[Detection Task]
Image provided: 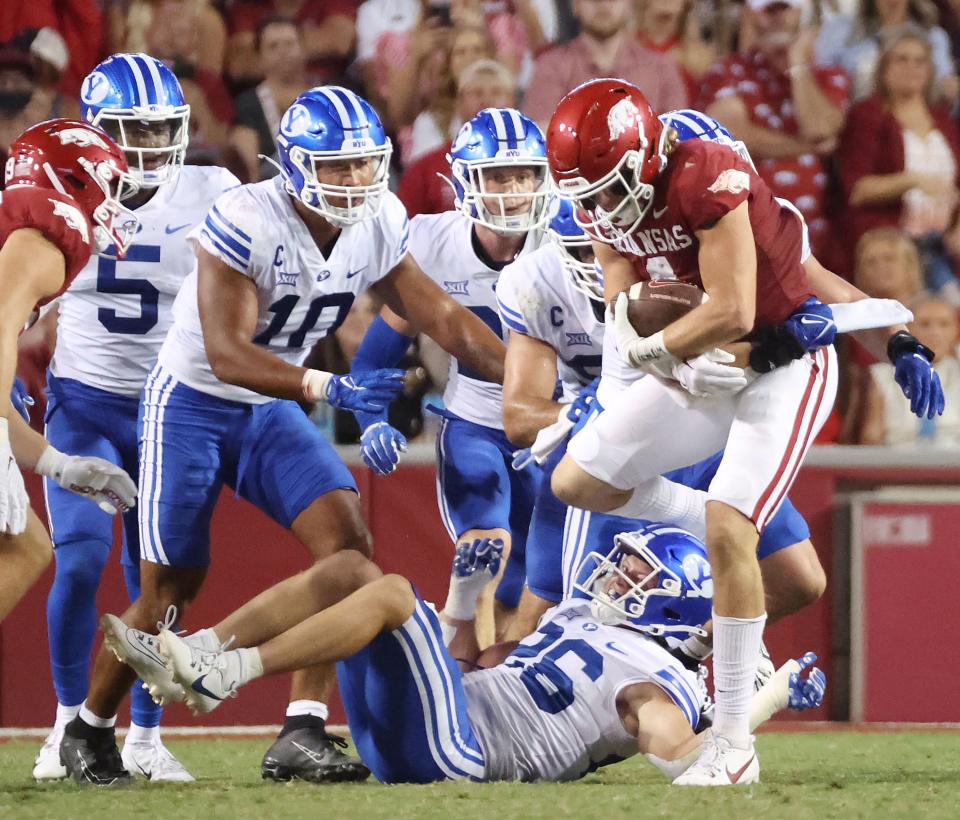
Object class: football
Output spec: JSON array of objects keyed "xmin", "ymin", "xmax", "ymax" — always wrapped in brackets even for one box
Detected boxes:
[{"xmin": 623, "ymin": 280, "xmax": 705, "ymax": 337}]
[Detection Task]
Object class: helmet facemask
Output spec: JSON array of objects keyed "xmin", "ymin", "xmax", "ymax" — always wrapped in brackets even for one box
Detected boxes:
[
  {"xmin": 450, "ymin": 157, "xmax": 551, "ymax": 235},
  {"xmin": 547, "ymin": 223, "xmax": 602, "ymax": 300},
  {"xmin": 79, "ymin": 156, "xmax": 141, "ymax": 257},
  {"xmin": 282, "ymin": 140, "xmax": 392, "ymax": 227},
  {"xmin": 575, "ymin": 531, "xmax": 707, "ymax": 637},
  {"xmin": 89, "ymin": 106, "xmax": 190, "ymax": 189}
]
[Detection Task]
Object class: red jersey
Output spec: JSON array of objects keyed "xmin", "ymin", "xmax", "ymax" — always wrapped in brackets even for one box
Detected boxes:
[
  {"xmin": 0, "ymin": 186, "xmax": 94, "ymax": 303},
  {"xmin": 612, "ymin": 140, "xmax": 813, "ymax": 331}
]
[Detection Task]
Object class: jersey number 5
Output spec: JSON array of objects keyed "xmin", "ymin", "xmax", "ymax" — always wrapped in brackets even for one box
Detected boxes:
[
  {"xmin": 505, "ymin": 621, "xmax": 604, "ymax": 714},
  {"xmin": 97, "ymin": 244, "xmax": 161, "ymax": 335}
]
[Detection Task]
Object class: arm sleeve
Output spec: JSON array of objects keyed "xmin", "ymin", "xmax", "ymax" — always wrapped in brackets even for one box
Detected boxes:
[
  {"xmin": 681, "ymin": 146, "xmax": 753, "ymax": 230},
  {"xmin": 350, "ymin": 314, "xmax": 415, "ymax": 429},
  {"xmin": 191, "ymin": 187, "xmax": 260, "ymax": 276}
]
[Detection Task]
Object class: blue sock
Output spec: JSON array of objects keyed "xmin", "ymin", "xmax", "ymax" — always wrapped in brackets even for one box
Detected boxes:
[
  {"xmin": 46, "ymin": 540, "xmax": 110, "ymax": 706},
  {"xmin": 122, "ymin": 562, "xmax": 163, "ymax": 728}
]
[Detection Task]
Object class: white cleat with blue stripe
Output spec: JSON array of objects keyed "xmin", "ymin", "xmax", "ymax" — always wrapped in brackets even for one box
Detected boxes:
[{"xmin": 101, "ymin": 612, "xmax": 186, "ymax": 706}]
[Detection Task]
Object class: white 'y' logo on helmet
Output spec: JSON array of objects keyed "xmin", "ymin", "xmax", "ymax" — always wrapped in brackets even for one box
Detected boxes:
[
  {"xmin": 281, "ymin": 104, "xmax": 311, "ymax": 138},
  {"xmin": 81, "ymin": 72, "xmax": 111, "ymax": 106}
]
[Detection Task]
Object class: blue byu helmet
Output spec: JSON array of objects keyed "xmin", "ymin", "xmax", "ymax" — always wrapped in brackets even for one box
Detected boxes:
[
  {"xmin": 80, "ymin": 53, "xmax": 190, "ymax": 188},
  {"xmin": 546, "ymin": 197, "xmax": 603, "ymax": 300},
  {"xmin": 275, "ymin": 86, "xmax": 392, "ymax": 226},
  {"xmin": 575, "ymin": 524, "xmax": 713, "ymax": 637},
  {"xmin": 659, "ymin": 108, "xmax": 756, "ymax": 170},
  {"xmin": 448, "ymin": 107, "xmax": 550, "ymax": 234}
]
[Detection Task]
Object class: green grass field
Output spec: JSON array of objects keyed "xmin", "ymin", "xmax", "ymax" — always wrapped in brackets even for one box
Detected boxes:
[{"xmin": 1, "ymin": 731, "xmax": 957, "ymax": 819}]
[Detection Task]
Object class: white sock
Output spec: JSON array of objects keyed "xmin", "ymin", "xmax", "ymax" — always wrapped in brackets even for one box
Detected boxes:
[
  {"xmin": 126, "ymin": 723, "xmax": 159, "ymax": 745},
  {"xmin": 749, "ymin": 657, "xmax": 801, "ymax": 730},
  {"xmin": 285, "ymin": 698, "xmax": 327, "ymax": 721},
  {"xmin": 443, "ymin": 572, "xmax": 489, "ymax": 621},
  {"xmin": 79, "ymin": 702, "xmax": 116, "ymax": 730},
  {"xmin": 186, "ymin": 627, "xmax": 222, "ymax": 651},
  {"xmin": 644, "ymin": 745, "xmax": 704, "ymax": 780},
  {"xmin": 234, "ymin": 648, "xmax": 264, "ymax": 687},
  {"xmin": 56, "ymin": 702, "xmax": 80, "ymax": 727},
  {"xmin": 609, "ymin": 478, "xmax": 707, "ymax": 540},
  {"xmin": 711, "ymin": 611, "xmax": 766, "ymax": 749}
]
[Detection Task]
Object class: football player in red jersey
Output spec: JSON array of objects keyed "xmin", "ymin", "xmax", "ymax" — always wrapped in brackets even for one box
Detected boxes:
[
  {"xmin": 0, "ymin": 119, "xmax": 139, "ymax": 621},
  {"xmin": 545, "ymin": 79, "xmax": 943, "ymax": 785}
]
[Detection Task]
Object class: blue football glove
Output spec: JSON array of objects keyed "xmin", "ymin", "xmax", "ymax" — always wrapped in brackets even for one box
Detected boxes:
[
  {"xmin": 888, "ymin": 331, "xmax": 945, "ymax": 419},
  {"xmin": 787, "ymin": 651, "xmax": 827, "ymax": 710},
  {"xmin": 360, "ymin": 421, "xmax": 408, "ymax": 475},
  {"xmin": 565, "ymin": 377, "xmax": 600, "ymax": 424},
  {"xmin": 325, "ymin": 369, "xmax": 406, "ymax": 414},
  {"xmin": 10, "ymin": 377, "xmax": 34, "ymax": 423},
  {"xmin": 452, "ymin": 537, "xmax": 504, "ymax": 580},
  {"xmin": 784, "ymin": 297, "xmax": 837, "ymax": 351}
]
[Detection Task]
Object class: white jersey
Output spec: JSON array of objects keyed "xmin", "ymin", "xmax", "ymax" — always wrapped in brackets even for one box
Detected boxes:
[
  {"xmin": 50, "ymin": 165, "xmax": 239, "ymax": 396},
  {"xmin": 159, "ymin": 177, "xmax": 409, "ymax": 404},
  {"xmin": 408, "ymin": 211, "xmax": 544, "ymax": 428},
  {"xmin": 463, "ymin": 599, "xmax": 703, "ymax": 782},
  {"xmin": 496, "ymin": 245, "xmax": 603, "ymax": 402}
]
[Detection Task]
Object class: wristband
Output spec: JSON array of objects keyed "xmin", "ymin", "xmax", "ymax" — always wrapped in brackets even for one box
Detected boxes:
[
  {"xmin": 627, "ymin": 330, "xmax": 669, "ymax": 366},
  {"xmin": 887, "ymin": 331, "xmax": 934, "ymax": 364},
  {"xmin": 35, "ymin": 444, "xmax": 66, "ymax": 479},
  {"xmin": 301, "ymin": 369, "xmax": 333, "ymax": 402}
]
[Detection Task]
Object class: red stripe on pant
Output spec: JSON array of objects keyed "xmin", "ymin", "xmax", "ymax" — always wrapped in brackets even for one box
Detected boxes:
[
  {"xmin": 758, "ymin": 349, "xmax": 830, "ymax": 529},
  {"xmin": 750, "ymin": 349, "xmax": 826, "ymax": 527}
]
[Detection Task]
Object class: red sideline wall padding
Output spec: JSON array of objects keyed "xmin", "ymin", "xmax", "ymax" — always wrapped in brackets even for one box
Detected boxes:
[{"xmin": 3, "ymin": 465, "xmax": 832, "ymax": 727}]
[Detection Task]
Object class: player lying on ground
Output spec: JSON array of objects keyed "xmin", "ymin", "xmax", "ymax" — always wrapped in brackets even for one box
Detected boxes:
[
  {"xmin": 103, "ymin": 526, "xmax": 824, "ymax": 784},
  {"xmin": 0, "ymin": 119, "xmax": 140, "ymax": 623}
]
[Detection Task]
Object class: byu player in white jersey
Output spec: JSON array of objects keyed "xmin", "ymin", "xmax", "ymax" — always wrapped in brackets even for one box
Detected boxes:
[
  {"xmin": 107, "ymin": 524, "xmax": 826, "ymax": 784},
  {"xmin": 350, "ymin": 108, "xmax": 551, "ymax": 642},
  {"xmin": 35, "ymin": 54, "xmax": 238, "ymax": 784},
  {"xmin": 80, "ymin": 86, "xmax": 506, "ymax": 787}
]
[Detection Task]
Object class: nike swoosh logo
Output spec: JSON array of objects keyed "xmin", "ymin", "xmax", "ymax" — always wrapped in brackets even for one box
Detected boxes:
[
  {"xmin": 189, "ymin": 676, "xmax": 223, "ymax": 701},
  {"xmin": 727, "ymin": 752, "xmax": 756, "ymax": 783},
  {"xmin": 346, "ymin": 267, "xmax": 366, "ymax": 279},
  {"xmin": 653, "ymin": 206, "xmax": 668, "ymax": 218},
  {"xmin": 291, "ymin": 740, "xmax": 327, "ymax": 764},
  {"xmin": 165, "ymin": 223, "xmax": 191, "ymax": 235},
  {"xmin": 799, "ymin": 317, "xmax": 824, "ymax": 325},
  {"xmin": 605, "ymin": 641, "xmax": 628, "ymax": 656}
]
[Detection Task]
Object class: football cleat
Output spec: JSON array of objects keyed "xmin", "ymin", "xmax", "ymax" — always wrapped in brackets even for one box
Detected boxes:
[
  {"xmin": 59, "ymin": 720, "xmax": 131, "ymax": 787},
  {"xmin": 121, "ymin": 737, "xmax": 195, "ymax": 782},
  {"xmin": 101, "ymin": 610, "xmax": 186, "ymax": 706},
  {"xmin": 33, "ymin": 724, "xmax": 68, "ymax": 780},
  {"xmin": 673, "ymin": 733, "xmax": 759, "ymax": 787},
  {"xmin": 158, "ymin": 629, "xmax": 243, "ymax": 715},
  {"xmin": 261, "ymin": 727, "xmax": 371, "ymax": 783}
]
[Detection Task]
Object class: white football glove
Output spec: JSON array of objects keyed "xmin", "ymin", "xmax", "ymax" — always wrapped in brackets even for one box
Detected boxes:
[
  {"xmin": 0, "ymin": 418, "xmax": 29, "ymax": 534},
  {"xmin": 672, "ymin": 349, "xmax": 748, "ymax": 398},
  {"xmin": 35, "ymin": 446, "xmax": 137, "ymax": 515},
  {"xmin": 611, "ymin": 292, "xmax": 677, "ymax": 378}
]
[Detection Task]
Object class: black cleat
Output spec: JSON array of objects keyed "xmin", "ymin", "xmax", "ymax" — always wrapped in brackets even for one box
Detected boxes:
[
  {"xmin": 59, "ymin": 718, "xmax": 132, "ymax": 787},
  {"xmin": 261, "ymin": 726, "xmax": 371, "ymax": 783}
]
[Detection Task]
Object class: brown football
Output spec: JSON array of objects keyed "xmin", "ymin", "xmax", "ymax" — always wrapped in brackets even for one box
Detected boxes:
[{"xmin": 624, "ymin": 280, "xmax": 705, "ymax": 337}]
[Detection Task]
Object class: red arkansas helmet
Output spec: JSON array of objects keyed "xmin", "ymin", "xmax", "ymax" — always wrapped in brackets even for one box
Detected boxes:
[
  {"xmin": 547, "ymin": 78, "xmax": 668, "ymax": 242},
  {"xmin": 4, "ymin": 119, "xmax": 140, "ymax": 257}
]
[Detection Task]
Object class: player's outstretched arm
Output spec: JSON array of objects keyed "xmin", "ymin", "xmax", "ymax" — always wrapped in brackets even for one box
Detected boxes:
[
  {"xmin": 371, "ymin": 254, "xmax": 506, "ymax": 384},
  {"xmin": 198, "ymin": 250, "xmax": 404, "ymax": 410}
]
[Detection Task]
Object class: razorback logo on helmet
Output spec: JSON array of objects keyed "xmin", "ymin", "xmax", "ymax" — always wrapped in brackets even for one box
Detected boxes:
[
  {"xmin": 607, "ymin": 98, "xmax": 640, "ymax": 142},
  {"xmin": 49, "ymin": 197, "xmax": 90, "ymax": 243},
  {"xmin": 55, "ymin": 127, "xmax": 110, "ymax": 151},
  {"xmin": 707, "ymin": 169, "xmax": 750, "ymax": 196}
]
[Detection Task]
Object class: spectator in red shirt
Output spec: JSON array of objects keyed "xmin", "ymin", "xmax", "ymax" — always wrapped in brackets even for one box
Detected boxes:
[
  {"xmin": 226, "ymin": 0, "xmax": 357, "ymax": 87},
  {"xmin": 837, "ymin": 30, "xmax": 960, "ymax": 300},
  {"xmin": 700, "ymin": 0, "xmax": 850, "ymax": 258},
  {"xmin": 523, "ymin": 0, "xmax": 689, "ymax": 128},
  {"xmin": 398, "ymin": 58, "xmax": 517, "ymax": 217}
]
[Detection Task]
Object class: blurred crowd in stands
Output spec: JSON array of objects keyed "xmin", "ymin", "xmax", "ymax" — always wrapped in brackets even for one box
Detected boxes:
[{"xmin": 4, "ymin": 0, "xmax": 960, "ymax": 448}]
